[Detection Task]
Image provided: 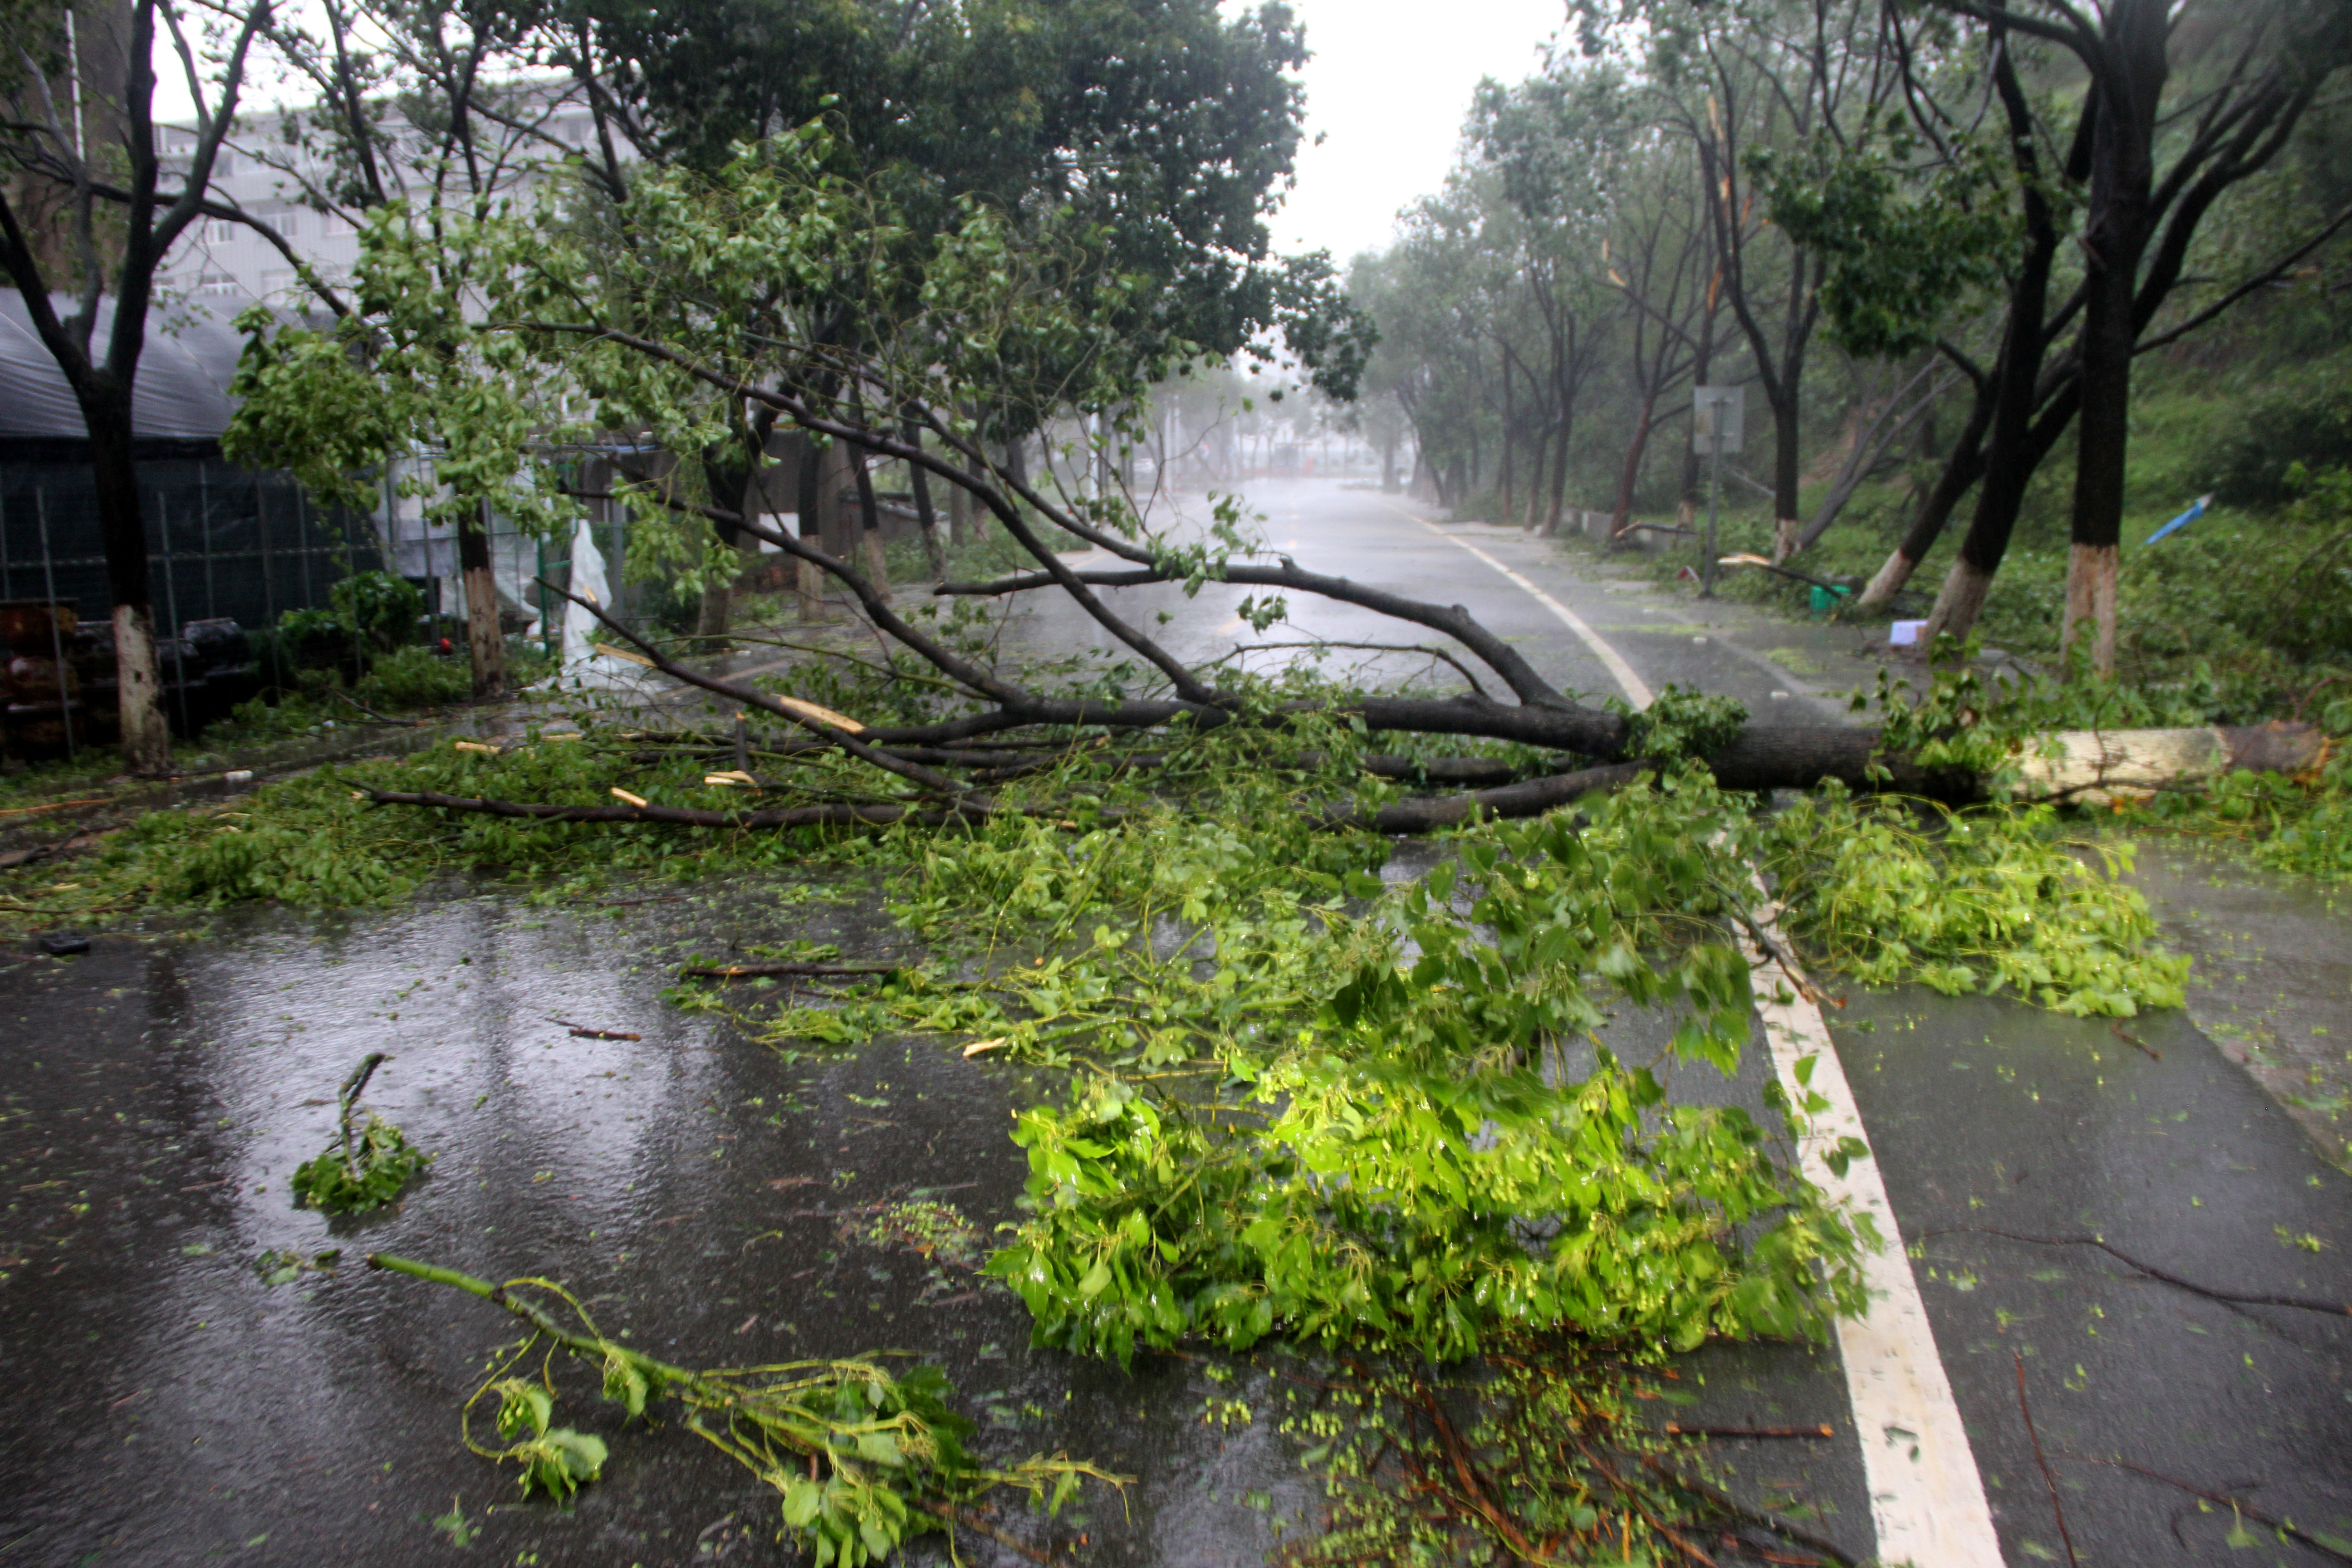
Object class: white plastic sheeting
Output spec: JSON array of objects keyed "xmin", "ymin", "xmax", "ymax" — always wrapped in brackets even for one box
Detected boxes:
[{"xmin": 544, "ymin": 515, "xmax": 640, "ymax": 691}]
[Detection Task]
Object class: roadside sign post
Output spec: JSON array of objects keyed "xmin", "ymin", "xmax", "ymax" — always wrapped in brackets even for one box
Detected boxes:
[{"xmin": 1692, "ymin": 385, "xmax": 1744, "ymax": 599}]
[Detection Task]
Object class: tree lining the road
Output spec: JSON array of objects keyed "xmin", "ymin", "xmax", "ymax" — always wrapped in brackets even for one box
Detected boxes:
[
  {"xmin": 1357, "ymin": 0, "xmax": 2352, "ymax": 682},
  {"xmin": 36, "ymin": 116, "xmax": 2311, "ymax": 1560},
  {"xmin": 223, "ymin": 116, "xmax": 2330, "ymax": 825}
]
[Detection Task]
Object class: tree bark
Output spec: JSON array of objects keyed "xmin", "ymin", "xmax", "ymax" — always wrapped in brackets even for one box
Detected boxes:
[
  {"xmin": 903, "ymin": 407, "xmax": 946, "ymax": 580},
  {"xmin": 2061, "ymin": 542, "xmax": 2119, "ymax": 676},
  {"xmin": 2063, "ymin": 5, "xmax": 2166, "ymax": 679},
  {"xmin": 1612, "ymin": 389, "xmax": 1660, "ymax": 540},
  {"xmin": 83, "ymin": 388, "xmax": 170, "ymax": 770},
  {"xmin": 458, "ymin": 498, "xmax": 506, "ymax": 700},
  {"xmin": 1855, "ymin": 380, "xmax": 1993, "ymax": 610},
  {"xmin": 1916, "ymin": 35, "xmax": 2078, "ymax": 648},
  {"xmin": 795, "ymin": 433, "xmax": 827, "ymax": 621},
  {"xmin": 851, "ymin": 442, "xmax": 889, "ymax": 601},
  {"xmin": 694, "ymin": 449, "xmax": 750, "ymax": 644}
]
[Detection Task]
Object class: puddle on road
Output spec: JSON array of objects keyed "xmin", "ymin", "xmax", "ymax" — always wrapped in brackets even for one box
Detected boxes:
[
  {"xmin": 1, "ymin": 854, "xmax": 1881, "ymax": 1567},
  {"xmin": 2124, "ymin": 838, "xmax": 2352, "ymax": 1170},
  {"xmin": 0, "ymin": 887, "xmax": 1310, "ymax": 1567}
]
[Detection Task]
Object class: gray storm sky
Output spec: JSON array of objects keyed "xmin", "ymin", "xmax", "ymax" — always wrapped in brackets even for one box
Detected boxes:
[
  {"xmin": 1269, "ymin": 0, "xmax": 1568, "ymax": 264},
  {"xmin": 155, "ymin": 0, "xmax": 1571, "ymax": 269}
]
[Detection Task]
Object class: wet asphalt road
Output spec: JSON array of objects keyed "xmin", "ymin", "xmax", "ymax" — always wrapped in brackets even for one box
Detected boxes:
[
  {"xmin": 4, "ymin": 477, "xmax": 2348, "ymax": 1566},
  {"xmin": 0, "ymin": 892, "xmax": 1306, "ymax": 1567}
]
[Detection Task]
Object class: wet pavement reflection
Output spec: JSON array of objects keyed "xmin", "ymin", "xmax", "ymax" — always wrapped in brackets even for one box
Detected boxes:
[{"xmin": 0, "ymin": 890, "xmax": 1310, "ymax": 1567}]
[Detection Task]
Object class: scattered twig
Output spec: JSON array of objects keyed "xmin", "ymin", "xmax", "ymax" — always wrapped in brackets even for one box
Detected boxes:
[
  {"xmin": 337, "ymin": 1053, "xmax": 388, "ymax": 1179},
  {"xmin": 1636, "ymin": 1456, "xmax": 1857, "ymax": 1568},
  {"xmin": 1414, "ymin": 1385, "xmax": 1564, "ymax": 1565},
  {"xmin": 1923, "ymin": 1226, "xmax": 2351, "ymax": 1316},
  {"xmin": 2054, "ymin": 1451, "xmax": 2352, "ymax": 1564},
  {"xmin": 1711, "ymin": 876, "xmax": 1835, "ymax": 1008},
  {"xmin": 914, "ymin": 1501, "xmax": 1053, "ymax": 1565},
  {"xmin": 549, "ymin": 1017, "xmax": 642, "ymax": 1042},
  {"xmin": 0, "ymin": 897, "xmax": 137, "ymax": 916},
  {"xmin": 1577, "ymin": 1440, "xmax": 1719, "ymax": 1568},
  {"xmin": 1664, "ymin": 1424, "xmax": 1834, "ymax": 1440},
  {"xmin": 0, "ymin": 796, "xmax": 116, "ymax": 819},
  {"xmin": 1207, "ymin": 638, "xmax": 1494, "ymax": 701},
  {"xmin": 330, "ymin": 688, "xmax": 431, "ymax": 726},
  {"xmin": 2015, "ymin": 1352, "xmax": 2080, "ymax": 1568},
  {"xmin": 680, "ymin": 960, "xmax": 901, "ymax": 980},
  {"xmin": 2109, "ymin": 1022, "xmax": 2161, "ymax": 1061},
  {"xmin": 362, "ymin": 788, "xmax": 1109, "ymax": 832}
]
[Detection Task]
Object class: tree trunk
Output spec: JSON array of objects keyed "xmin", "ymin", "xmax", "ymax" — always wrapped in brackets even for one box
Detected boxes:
[
  {"xmin": 1854, "ymin": 384, "xmax": 1993, "ymax": 610},
  {"xmin": 1498, "ymin": 369, "xmax": 1517, "ymax": 525},
  {"xmin": 695, "ymin": 462, "xmax": 744, "ymax": 644},
  {"xmin": 1769, "ymin": 390, "xmax": 1803, "ymax": 564},
  {"xmin": 84, "ymin": 392, "xmax": 168, "ymax": 771},
  {"xmin": 902, "ymin": 408, "xmax": 946, "ymax": 580},
  {"xmin": 852, "ymin": 443, "xmax": 889, "ymax": 602},
  {"xmin": 2062, "ymin": 543, "xmax": 2120, "ymax": 676},
  {"xmin": 1523, "ymin": 427, "xmax": 1547, "ymax": 531},
  {"xmin": 1545, "ymin": 410, "xmax": 1573, "ymax": 535},
  {"xmin": 946, "ymin": 458, "xmax": 970, "ymax": 546},
  {"xmin": 1676, "ymin": 313, "xmax": 1716, "ymax": 534},
  {"xmin": 1611, "ymin": 389, "xmax": 1660, "ymax": 539},
  {"xmin": 2061, "ymin": 0, "xmax": 2166, "ymax": 680},
  {"xmin": 458, "ymin": 497, "xmax": 506, "ymax": 700},
  {"xmin": 795, "ymin": 434, "xmax": 826, "ymax": 622}
]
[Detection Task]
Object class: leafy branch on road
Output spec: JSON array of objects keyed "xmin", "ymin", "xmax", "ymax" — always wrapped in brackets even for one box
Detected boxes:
[{"xmin": 371, "ymin": 1253, "xmax": 1124, "ymax": 1567}]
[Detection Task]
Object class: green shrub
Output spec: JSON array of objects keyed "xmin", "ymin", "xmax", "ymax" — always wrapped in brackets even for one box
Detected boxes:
[
  {"xmin": 2204, "ymin": 360, "xmax": 2352, "ymax": 506},
  {"xmin": 276, "ymin": 605, "xmax": 356, "ymax": 670},
  {"xmin": 357, "ymin": 645, "xmax": 470, "ymax": 708},
  {"xmin": 330, "ymin": 570, "xmax": 426, "ymax": 650}
]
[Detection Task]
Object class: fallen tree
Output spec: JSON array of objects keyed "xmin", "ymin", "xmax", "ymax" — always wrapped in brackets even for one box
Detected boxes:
[{"xmin": 224, "ymin": 127, "xmax": 2326, "ymax": 834}]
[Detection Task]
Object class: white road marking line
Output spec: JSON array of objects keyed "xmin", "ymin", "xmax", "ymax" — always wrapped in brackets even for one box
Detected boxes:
[
  {"xmin": 1386, "ymin": 487, "xmax": 1998, "ymax": 1563},
  {"xmin": 1737, "ymin": 902, "xmax": 2004, "ymax": 1568},
  {"xmin": 1376, "ymin": 503, "xmax": 1653, "ymax": 707}
]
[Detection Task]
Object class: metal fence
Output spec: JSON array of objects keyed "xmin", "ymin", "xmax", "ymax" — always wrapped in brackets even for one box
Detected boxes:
[{"xmin": 0, "ymin": 451, "xmax": 382, "ymax": 634}]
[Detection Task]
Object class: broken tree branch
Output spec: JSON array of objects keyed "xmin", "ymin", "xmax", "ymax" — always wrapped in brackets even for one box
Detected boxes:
[
  {"xmin": 1923, "ymin": 1226, "xmax": 2351, "ymax": 1316},
  {"xmin": 680, "ymin": 961, "xmax": 901, "ymax": 980},
  {"xmin": 2053, "ymin": 1451, "xmax": 2352, "ymax": 1564},
  {"xmin": 2015, "ymin": 1351, "xmax": 2082, "ymax": 1568}
]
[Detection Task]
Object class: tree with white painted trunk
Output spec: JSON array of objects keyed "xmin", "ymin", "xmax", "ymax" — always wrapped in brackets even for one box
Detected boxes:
[
  {"xmin": 1599, "ymin": 0, "xmax": 1898, "ymax": 564},
  {"xmin": 225, "ymin": 128, "xmax": 2330, "ymax": 836},
  {"xmin": 1783, "ymin": 0, "xmax": 2352, "ymax": 659},
  {"xmin": 0, "ymin": 0, "xmax": 279, "ymax": 771}
]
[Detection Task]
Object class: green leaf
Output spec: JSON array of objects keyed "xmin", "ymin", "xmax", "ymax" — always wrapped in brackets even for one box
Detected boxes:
[
  {"xmin": 781, "ymin": 1476, "xmax": 824, "ymax": 1528},
  {"xmin": 511, "ymin": 1428, "xmax": 607, "ymax": 1501},
  {"xmin": 494, "ymin": 1380, "xmax": 553, "ymax": 1441}
]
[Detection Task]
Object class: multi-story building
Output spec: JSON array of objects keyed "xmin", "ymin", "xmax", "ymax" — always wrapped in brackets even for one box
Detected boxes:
[{"xmin": 152, "ymin": 88, "xmax": 605, "ymax": 306}]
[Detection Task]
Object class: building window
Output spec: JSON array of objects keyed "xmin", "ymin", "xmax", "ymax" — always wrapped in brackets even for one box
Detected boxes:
[
  {"xmin": 196, "ymin": 271, "xmax": 238, "ymax": 297},
  {"xmin": 200, "ymin": 217, "xmax": 239, "ymax": 245}
]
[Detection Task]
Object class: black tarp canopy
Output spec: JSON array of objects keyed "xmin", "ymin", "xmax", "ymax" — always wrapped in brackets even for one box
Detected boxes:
[
  {"xmin": 0, "ymin": 291, "xmax": 275, "ymax": 450},
  {"xmin": 0, "ymin": 291, "xmax": 378, "ymax": 634}
]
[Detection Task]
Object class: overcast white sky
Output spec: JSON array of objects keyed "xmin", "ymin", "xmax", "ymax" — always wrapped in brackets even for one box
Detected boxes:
[
  {"xmin": 1269, "ymin": 0, "xmax": 1568, "ymax": 265},
  {"xmin": 156, "ymin": 0, "xmax": 1570, "ymax": 266}
]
